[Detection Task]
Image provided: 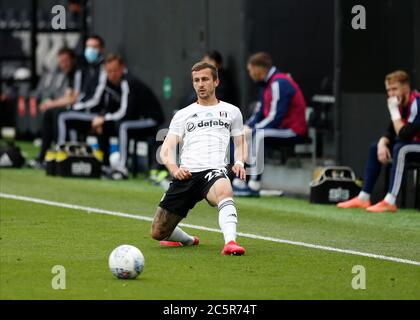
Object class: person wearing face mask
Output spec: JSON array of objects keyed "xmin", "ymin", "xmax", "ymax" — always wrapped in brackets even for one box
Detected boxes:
[
  {"xmin": 338, "ymin": 71, "xmax": 420, "ymax": 213},
  {"xmin": 78, "ymin": 35, "xmax": 107, "ymax": 103},
  {"xmin": 29, "ymin": 36, "xmax": 107, "ymax": 168},
  {"xmin": 51, "ymin": 35, "xmax": 107, "ymax": 143},
  {"xmin": 232, "ymin": 52, "xmax": 307, "ymax": 197},
  {"xmin": 57, "ymin": 54, "xmax": 164, "ymax": 179}
]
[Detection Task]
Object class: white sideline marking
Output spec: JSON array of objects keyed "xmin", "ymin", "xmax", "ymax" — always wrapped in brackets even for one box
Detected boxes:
[{"xmin": 1, "ymin": 192, "xmax": 420, "ymax": 267}]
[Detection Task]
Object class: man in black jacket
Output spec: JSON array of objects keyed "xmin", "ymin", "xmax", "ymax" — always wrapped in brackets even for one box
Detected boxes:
[
  {"xmin": 58, "ymin": 54, "xmax": 164, "ymax": 179},
  {"xmin": 32, "ymin": 35, "xmax": 106, "ymax": 167},
  {"xmin": 77, "ymin": 35, "xmax": 107, "ymax": 104}
]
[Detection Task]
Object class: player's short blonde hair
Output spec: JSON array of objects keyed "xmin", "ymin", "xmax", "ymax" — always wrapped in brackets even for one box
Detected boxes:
[
  {"xmin": 385, "ymin": 70, "xmax": 410, "ymax": 85},
  {"xmin": 191, "ymin": 62, "xmax": 218, "ymax": 80}
]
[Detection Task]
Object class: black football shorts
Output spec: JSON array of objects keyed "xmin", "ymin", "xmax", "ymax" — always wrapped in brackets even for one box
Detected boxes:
[{"xmin": 159, "ymin": 165, "xmax": 235, "ymax": 218}]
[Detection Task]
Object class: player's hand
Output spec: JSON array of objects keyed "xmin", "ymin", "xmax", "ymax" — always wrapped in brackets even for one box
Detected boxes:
[
  {"xmin": 172, "ymin": 168, "xmax": 192, "ymax": 180},
  {"xmin": 377, "ymin": 143, "xmax": 391, "ymax": 165},
  {"xmin": 387, "ymin": 96, "xmax": 401, "ymax": 121},
  {"xmin": 232, "ymin": 161, "xmax": 246, "ymax": 181}
]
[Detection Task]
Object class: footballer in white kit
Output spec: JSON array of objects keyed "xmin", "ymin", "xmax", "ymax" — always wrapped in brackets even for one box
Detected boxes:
[
  {"xmin": 169, "ymin": 101, "xmax": 244, "ymax": 173},
  {"xmin": 151, "ymin": 61, "xmax": 247, "ymax": 256},
  {"xmin": 159, "ymin": 101, "xmax": 244, "ymax": 216}
]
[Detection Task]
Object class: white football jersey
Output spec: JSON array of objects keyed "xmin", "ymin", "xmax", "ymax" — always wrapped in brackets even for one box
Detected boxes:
[{"xmin": 168, "ymin": 101, "xmax": 244, "ymax": 172}]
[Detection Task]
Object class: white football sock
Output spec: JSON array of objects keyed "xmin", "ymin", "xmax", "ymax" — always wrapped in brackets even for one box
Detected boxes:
[
  {"xmin": 358, "ymin": 191, "xmax": 371, "ymax": 201},
  {"xmin": 218, "ymin": 198, "xmax": 237, "ymax": 244},
  {"xmin": 384, "ymin": 193, "xmax": 397, "ymax": 206},
  {"xmin": 164, "ymin": 227, "xmax": 194, "ymax": 245}
]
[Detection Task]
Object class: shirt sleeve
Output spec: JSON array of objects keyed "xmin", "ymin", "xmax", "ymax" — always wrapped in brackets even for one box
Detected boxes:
[
  {"xmin": 255, "ymin": 79, "xmax": 296, "ymax": 129},
  {"xmin": 168, "ymin": 111, "xmax": 185, "ymax": 137},
  {"xmin": 104, "ymin": 80, "xmax": 130, "ymax": 121},
  {"xmin": 398, "ymin": 122, "xmax": 420, "ymax": 142},
  {"xmin": 231, "ymin": 108, "xmax": 245, "ymax": 137},
  {"xmin": 398, "ymin": 97, "xmax": 420, "ymax": 141},
  {"xmin": 382, "ymin": 121, "xmax": 396, "ymax": 141},
  {"xmin": 72, "ymin": 69, "xmax": 107, "ymax": 111},
  {"xmin": 246, "ymin": 100, "xmax": 264, "ymax": 128}
]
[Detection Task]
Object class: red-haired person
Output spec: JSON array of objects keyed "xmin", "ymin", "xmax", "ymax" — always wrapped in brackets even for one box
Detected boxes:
[{"xmin": 338, "ymin": 70, "xmax": 420, "ymax": 213}]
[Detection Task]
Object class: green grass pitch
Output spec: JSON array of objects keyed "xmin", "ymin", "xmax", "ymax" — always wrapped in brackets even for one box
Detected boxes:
[{"xmin": 1, "ymin": 156, "xmax": 420, "ymax": 299}]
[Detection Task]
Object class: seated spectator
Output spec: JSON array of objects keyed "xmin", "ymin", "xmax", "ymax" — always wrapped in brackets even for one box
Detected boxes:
[
  {"xmin": 38, "ymin": 48, "xmax": 81, "ymax": 111},
  {"xmin": 78, "ymin": 34, "xmax": 107, "ymax": 102},
  {"xmin": 31, "ymin": 35, "xmax": 107, "ymax": 168},
  {"xmin": 30, "ymin": 47, "xmax": 82, "ymax": 167},
  {"xmin": 58, "ymin": 54, "xmax": 165, "ymax": 179},
  {"xmin": 338, "ymin": 70, "xmax": 420, "ymax": 213},
  {"xmin": 232, "ymin": 52, "xmax": 307, "ymax": 196}
]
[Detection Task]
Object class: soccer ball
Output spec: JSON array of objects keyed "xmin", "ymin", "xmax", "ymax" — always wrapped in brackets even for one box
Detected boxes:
[{"xmin": 108, "ymin": 245, "xmax": 145, "ymax": 279}]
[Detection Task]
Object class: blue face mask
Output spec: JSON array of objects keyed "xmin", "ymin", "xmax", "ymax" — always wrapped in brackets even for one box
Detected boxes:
[{"xmin": 84, "ymin": 47, "xmax": 99, "ymax": 63}]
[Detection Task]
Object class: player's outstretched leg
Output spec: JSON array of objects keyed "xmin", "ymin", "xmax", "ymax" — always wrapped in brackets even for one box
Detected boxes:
[
  {"xmin": 151, "ymin": 207, "xmax": 199, "ymax": 247},
  {"xmin": 218, "ymin": 198, "xmax": 245, "ymax": 256},
  {"xmin": 207, "ymin": 179, "xmax": 246, "ymax": 256}
]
